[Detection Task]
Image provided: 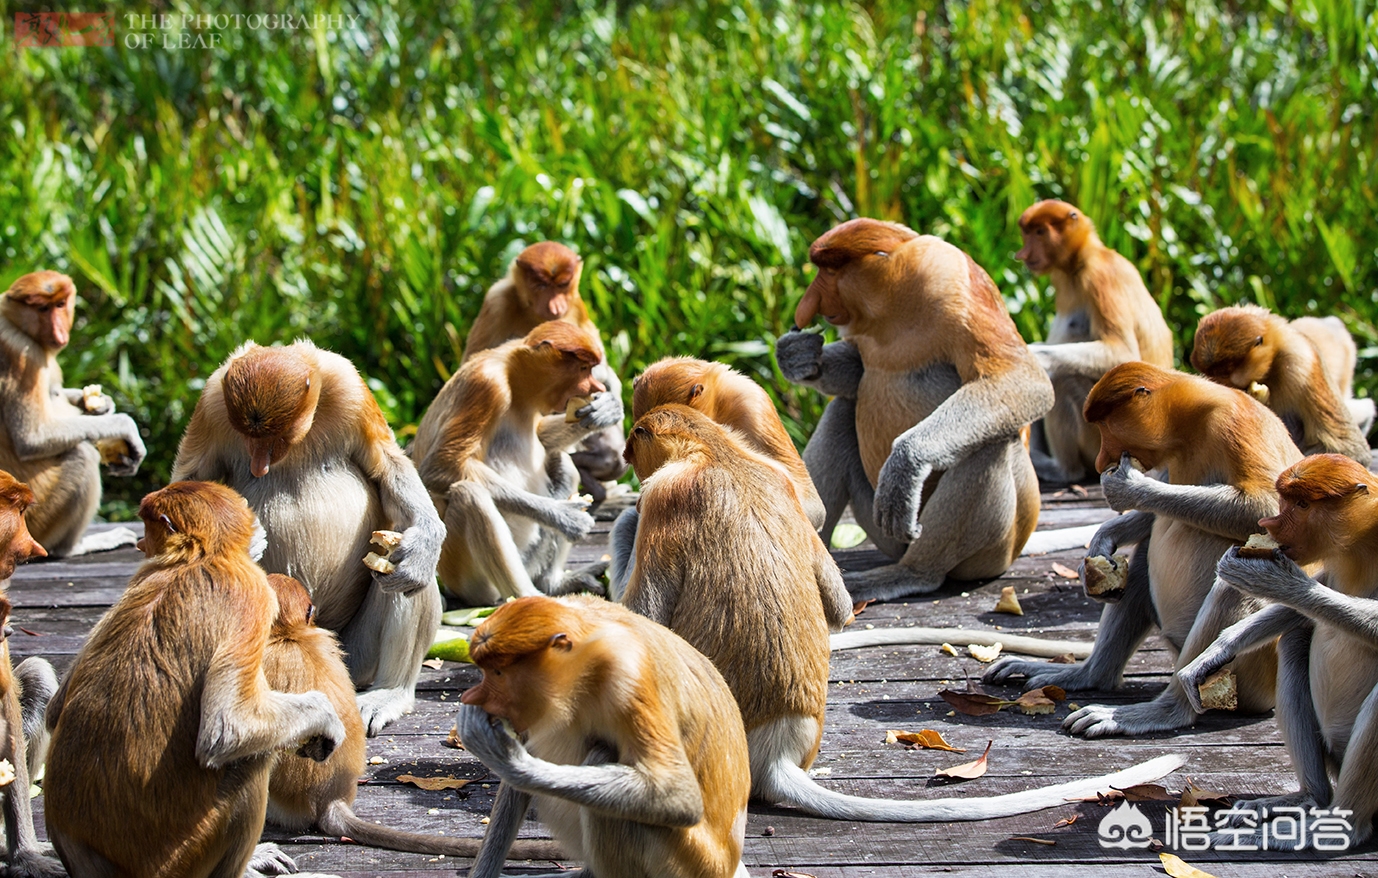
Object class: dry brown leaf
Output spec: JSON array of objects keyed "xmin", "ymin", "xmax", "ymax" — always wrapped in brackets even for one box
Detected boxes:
[
  {"xmin": 396, "ymin": 774, "xmax": 473, "ymax": 791},
  {"xmin": 1069, "ymin": 484, "xmax": 1089, "ymax": 497},
  {"xmin": 420, "ymin": 658, "xmax": 445, "ymax": 670},
  {"xmin": 1159, "ymin": 853, "xmax": 1217, "ymax": 878},
  {"xmin": 968, "ymin": 642, "xmax": 1003, "ymax": 662},
  {"xmin": 1115, "ymin": 783, "xmax": 1176, "ymax": 802},
  {"xmin": 1064, "ymin": 789, "xmax": 1124, "ymax": 804},
  {"xmin": 1053, "ymin": 815, "xmax": 1079, "ymax": 828},
  {"xmin": 885, "ymin": 729, "xmax": 965, "ymax": 752},
  {"xmin": 851, "ymin": 599, "xmax": 876, "ymax": 616},
  {"xmin": 1015, "ymin": 690, "xmax": 1057, "ymax": 715},
  {"xmin": 1050, "ymin": 653, "xmax": 1076, "ymax": 664},
  {"xmin": 1009, "ymin": 836, "xmax": 1055, "ymax": 846},
  {"xmin": 1179, "ymin": 779, "xmax": 1232, "ymax": 808},
  {"xmin": 935, "ymin": 740, "xmax": 992, "ymax": 780},
  {"xmin": 771, "ymin": 871, "xmax": 819, "ymax": 878},
  {"xmin": 1051, "ymin": 562, "xmax": 1079, "ymax": 579},
  {"xmin": 938, "ymin": 688, "xmax": 1007, "ymax": 716},
  {"xmin": 993, "ymin": 586, "xmax": 1023, "ymax": 616}
]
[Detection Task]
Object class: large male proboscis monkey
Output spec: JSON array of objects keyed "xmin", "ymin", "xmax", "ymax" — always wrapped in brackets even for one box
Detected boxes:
[
  {"xmin": 413, "ymin": 322, "xmax": 621, "ymax": 606},
  {"xmin": 0, "ymin": 271, "xmax": 145, "ymax": 556},
  {"xmin": 987, "ymin": 363, "xmax": 1301, "ymax": 737},
  {"xmin": 43, "ymin": 481, "xmax": 346, "ymax": 878},
  {"xmin": 457, "ymin": 594, "xmax": 752, "ymax": 878},
  {"xmin": 775, "ymin": 218, "xmax": 1054, "ymax": 602},
  {"xmin": 1178, "ymin": 454, "xmax": 1378, "ymax": 846},
  {"xmin": 1191, "ymin": 304, "xmax": 1372, "ymax": 463},
  {"xmin": 172, "ymin": 340, "xmax": 445, "ymax": 735},
  {"xmin": 262, "ymin": 574, "xmax": 564, "ymax": 861},
  {"xmin": 0, "ymin": 471, "xmax": 62, "ymax": 877},
  {"xmin": 618, "ymin": 405, "xmax": 1183, "ymax": 822},
  {"xmin": 463, "ymin": 242, "xmax": 628, "ymax": 500},
  {"xmin": 1015, "ymin": 200, "xmax": 1174, "ymax": 485}
]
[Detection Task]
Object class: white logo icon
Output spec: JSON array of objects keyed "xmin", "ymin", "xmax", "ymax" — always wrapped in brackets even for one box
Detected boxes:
[{"xmin": 1098, "ymin": 801, "xmax": 1154, "ymax": 849}]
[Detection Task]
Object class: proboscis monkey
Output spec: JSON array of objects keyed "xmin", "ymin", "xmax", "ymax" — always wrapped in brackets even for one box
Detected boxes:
[
  {"xmin": 776, "ymin": 219, "xmax": 1054, "ymax": 601},
  {"xmin": 0, "ymin": 472, "xmax": 62, "ymax": 877},
  {"xmin": 987, "ymin": 363, "xmax": 1301, "ymax": 737},
  {"xmin": 172, "ymin": 340, "xmax": 445, "ymax": 736},
  {"xmin": 262, "ymin": 573, "xmax": 564, "ymax": 861},
  {"xmin": 457, "ymin": 594, "xmax": 752, "ymax": 878},
  {"xmin": 413, "ymin": 322, "xmax": 621, "ymax": 605},
  {"xmin": 1178, "ymin": 454, "xmax": 1378, "ymax": 846},
  {"xmin": 44, "ymin": 481, "xmax": 346, "ymax": 878},
  {"xmin": 619, "ymin": 405, "xmax": 1183, "ymax": 821},
  {"xmin": 1015, "ymin": 200, "xmax": 1174, "ymax": 485},
  {"xmin": 0, "ymin": 271, "xmax": 145, "ymax": 556},
  {"xmin": 1191, "ymin": 305, "xmax": 1372, "ymax": 463},
  {"xmin": 463, "ymin": 242, "xmax": 628, "ymax": 500}
]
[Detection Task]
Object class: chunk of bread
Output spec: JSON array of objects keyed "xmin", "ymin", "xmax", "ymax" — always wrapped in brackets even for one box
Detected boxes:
[
  {"xmin": 1198, "ymin": 669, "xmax": 1238, "ymax": 711},
  {"xmin": 1247, "ymin": 381, "xmax": 1270, "ymax": 405},
  {"xmin": 1084, "ymin": 553, "xmax": 1129, "ymax": 598},
  {"xmin": 363, "ymin": 529, "xmax": 404, "ymax": 574},
  {"xmin": 565, "ymin": 396, "xmax": 592, "ymax": 423},
  {"xmin": 1238, "ymin": 533, "xmax": 1281, "ymax": 560},
  {"xmin": 94, "ymin": 438, "xmax": 133, "ymax": 468},
  {"xmin": 81, "ymin": 384, "xmax": 104, "ymax": 413}
]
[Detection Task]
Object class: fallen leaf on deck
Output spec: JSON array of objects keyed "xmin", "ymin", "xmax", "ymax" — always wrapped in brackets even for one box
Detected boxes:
[
  {"xmin": 1051, "ymin": 562, "xmax": 1079, "ymax": 579},
  {"xmin": 851, "ymin": 598, "xmax": 876, "ymax": 616},
  {"xmin": 935, "ymin": 740, "xmax": 992, "ymax": 780},
  {"xmin": 1070, "ymin": 484, "xmax": 1089, "ymax": 497},
  {"xmin": 993, "ymin": 586, "xmax": 1023, "ymax": 616},
  {"xmin": 1050, "ymin": 653, "xmax": 1076, "ymax": 664},
  {"xmin": 938, "ymin": 688, "xmax": 1007, "ymax": 716},
  {"xmin": 771, "ymin": 870, "xmax": 819, "ymax": 878},
  {"xmin": 16, "ymin": 628, "xmax": 42, "ymax": 637},
  {"xmin": 1014, "ymin": 686, "xmax": 1065, "ymax": 715},
  {"xmin": 1009, "ymin": 836, "xmax": 1055, "ymax": 845},
  {"xmin": 1179, "ymin": 779, "xmax": 1231, "ymax": 808},
  {"xmin": 1115, "ymin": 783, "xmax": 1176, "ymax": 802},
  {"xmin": 421, "ymin": 658, "xmax": 444, "ymax": 669},
  {"xmin": 1159, "ymin": 853, "xmax": 1217, "ymax": 878},
  {"xmin": 1054, "ymin": 815, "xmax": 1079, "ymax": 828},
  {"xmin": 885, "ymin": 729, "xmax": 965, "ymax": 752},
  {"xmin": 1064, "ymin": 789, "xmax": 1125, "ymax": 804},
  {"xmin": 968, "ymin": 642, "xmax": 1003, "ymax": 662},
  {"xmin": 396, "ymin": 774, "xmax": 473, "ymax": 791},
  {"xmin": 443, "ymin": 727, "xmax": 464, "ymax": 749}
]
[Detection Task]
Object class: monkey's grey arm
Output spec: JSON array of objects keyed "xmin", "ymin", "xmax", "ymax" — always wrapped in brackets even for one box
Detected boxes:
[
  {"xmin": 814, "ymin": 541, "xmax": 854, "ymax": 631},
  {"xmin": 196, "ymin": 661, "xmax": 345, "ymax": 770},
  {"xmin": 1100, "ymin": 455, "xmax": 1271, "ymax": 542},
  {"xmin": 775, "ymin": 332, "xmax": 865, "ymax": 398},
  {"xmin": 457, "ymin": 705, "xmax": 703, "ymax": 827},
  {"xmin": 463, "ymin": 464, "xmax": 593, "ymax": 542},
  {"xmin": 537, "ymin": 389, "xmax": 624, "ymax": 452},
  {"xmin": 874, "ymin": 358, "xmax": 1054, "ymax": 541},
  {"xmin": 608, "ymin": 506, "xmax": 639, "ymax": 602},
  {"xmin": 1, "ymin": 404, "xmax": 145, "ymax": 466},
  {"xmin": 1084, "ymin": 510, "xmax": 1155, "ymax": 559},
  {"xmin": 371, "ymin": 452, "xmax": 446, "ymax": 595},
  {"xmin": 468, "ymin": 783, "xmax": 533, "ymax": 878},
  {"xmin": 1178, "ymin": 601, "xmax": 1304, "ymax": 713},
  {"xmin": 1216, "ymin": 549, "xmax": 1378, "ymax": 644},
  {"xmin": 1029, "ymin": 340, "xmax": 1131, "ymax": 384}
]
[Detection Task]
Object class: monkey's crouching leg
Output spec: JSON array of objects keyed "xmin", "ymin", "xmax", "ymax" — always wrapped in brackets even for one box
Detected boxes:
[
  {"xmin": 22, "ymin": 443, "xmax": 100, "ymax": 558},
  {"xmin": 1035, "ymin": 373, "xmax": 1098, "ymax": 487},
  {"xmin": 340, "ymin": 579, "xmax": 441, "ymax": 737},
  {"xmin": 2, "ymin": 658, "xmax": 63, "ymax": 877},
  {"xmin": 1332, "ymin": 679, "xmax": 1378, "ymax": 844},
  {"xmin": 47, "ymin": 829, "xmax": 118, "ymax": 878}
]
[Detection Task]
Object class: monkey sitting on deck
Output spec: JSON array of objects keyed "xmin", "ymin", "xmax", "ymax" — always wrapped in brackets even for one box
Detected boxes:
[
  {"xmin": 262, "ymin": 572, "xmax": 563, "ymax": 861},
  {"xmin": 0, "ymin": 271, "xmax": 146, "ymax": 556},
  {"xmin": 617, "ymin": 404, "xmax": 1183, "ymax": 822},
  {"xmin": 457, "ymin": 594, "xmax": 753, "ymax": 878},
  {"xmin": 43, "ymin": 481, "xmax": 346, "ymax": 878},
  {"xmin": 1178, "ymin": 454, "xmax": 1378, "ymax": 847},
  {"xmin": 0, "ymin": 471, "xmax": 62, "ymax": 877}
]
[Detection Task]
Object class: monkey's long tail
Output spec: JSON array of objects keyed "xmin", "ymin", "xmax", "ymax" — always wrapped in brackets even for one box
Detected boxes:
[
  {"xmin": 757, "ymin": 753, "xmax": 1184, "ymax": 822},
  {"xmin": 830, "ymin": 627, "xmax": 1092, "ymax": 659},
  {"xmin": 319, "ymin": 800, "xmax": 565, "ymax": 860}
]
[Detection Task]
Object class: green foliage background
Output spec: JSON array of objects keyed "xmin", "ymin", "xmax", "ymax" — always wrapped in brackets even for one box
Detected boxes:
[{"xmin": 1, "ymin": 1, "xmax": 1376, "ymax": 517}]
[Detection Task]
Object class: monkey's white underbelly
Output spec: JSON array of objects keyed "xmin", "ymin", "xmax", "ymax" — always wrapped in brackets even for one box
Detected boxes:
[
  {"xmin": 488, "ymin": 424, "xmax": 556, "ymax": 553},
  {"xmin": 1046, "ymin": 308, "xmax": 1093, "ymax": 344},
  {"xmin": 234, "ymin": 458, "xmax": 381, "ymax": 629},
  {"xmin": 1311, "ymin": 626, "xmax": 1378, "ymax": 761},
  {"xmin": 1146, "ymin": 517, "xmax": 1232, "ymax": 652}
]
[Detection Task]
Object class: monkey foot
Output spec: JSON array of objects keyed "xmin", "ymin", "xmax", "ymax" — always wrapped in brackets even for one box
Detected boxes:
[
  {"xmin": 67, "ymin": 527, "xmax": 139, "ymax": 557},
  {"xmin": 1221, "ymin": 792, "xmax": 1325, "ymax": 825},
  {"xmin": 244, "ymin": 843, "xmax": 297, "ymax": 876},
  {"xmin": 983, "ymin": 658, "xmax": 1113, "ymax": 693},
  {"xmin": 842, "ymin": 563, "xmax": 944, "ymax": 603},
  {"xmin": 1063, "ymin": 698, "xmax": 1196, "ymax": 738},
  {"xmin": 356, "ymin": 687, "xmax": 415, "ymax": 737},
  {"xmin": 4, "ymin": 848, "xmax": 67, "ymax": 878}
]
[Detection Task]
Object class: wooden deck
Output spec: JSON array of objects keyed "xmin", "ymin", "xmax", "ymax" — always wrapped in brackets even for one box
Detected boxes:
[{"xmin": 12, "ymin": 490, "xmax": 1377, "ymax": 878}]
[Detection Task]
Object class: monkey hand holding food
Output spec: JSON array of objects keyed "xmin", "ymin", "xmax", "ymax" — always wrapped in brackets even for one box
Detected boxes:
[
  {"xmin": 537, "ymin": 387, "xmax": 624, "ymax": 454},
  {"xmin": 73, "ymin": 384, "xmax": 114, "ymax": 416},
  {"xmin": 775, "ymin": 330, "xmax": 865, "ymax": 398}
]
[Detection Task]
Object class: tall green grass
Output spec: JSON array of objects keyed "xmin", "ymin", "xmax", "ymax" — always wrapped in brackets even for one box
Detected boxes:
[{"xmin": 1, "ymin": 0, "xmax": 1375, "ymax": 516}]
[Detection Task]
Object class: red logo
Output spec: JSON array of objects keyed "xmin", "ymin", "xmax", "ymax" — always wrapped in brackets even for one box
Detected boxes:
[{"xmin": 14, "ymin": 12, "xmax": 114, "ymax": 47}]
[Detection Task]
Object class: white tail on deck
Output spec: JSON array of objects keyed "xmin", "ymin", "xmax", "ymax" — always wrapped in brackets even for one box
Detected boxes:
[{"xmin": 831, "ymin": 627, "xmax": 1092, "ymax": 659}]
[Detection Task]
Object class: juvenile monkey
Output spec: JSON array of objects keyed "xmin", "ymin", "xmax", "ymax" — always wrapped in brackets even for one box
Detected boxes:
[
  {"xmin": 987, "ymin": 363, "xmax": 1300, "ymax": 737},
  {"xmin": 1191, "ymin": 305, "xmax": 1372, "ymax": 463},
  {"xmin": 463, "ymin": 242, "xmax": 628, "ymax": 499},
  {"xmin": 43, "ymin": 481, "xmax": 345, "ymax": 878},
  {"xmin": 619, "ymin": 405, "xmax": 1183, "ymax": 821},
  {"xmin": 776, "ymin": 219, "xmax": 1053, "ymax": 601},
  {"xmin": 1015, "ymin": 200, "xmax": 1174, "ymax": 485},
  {"xmin": 172, "ymin": 340, "xmax": 445, "ymax": 735},
  {"xmin": 262, "ymin": 573, "xmax": 563, "ymax": 860},
  {"xmin": 457, "ymin": 594, "xmax": 753, "ymax": 878},
  {"xmin": 1175, "ymin": 454, "xmax": 1378, "ymax": 846},
  {"xmin": 0, "ymin": 271, "xmax": 145, "ymax": 555},
  {"xmin": 413, "ymin": 322, "xmax": 621, "ymax": 605},
  {"xmin": 0, "ymin": 472, "xmax": 62, "ymax": 877}
]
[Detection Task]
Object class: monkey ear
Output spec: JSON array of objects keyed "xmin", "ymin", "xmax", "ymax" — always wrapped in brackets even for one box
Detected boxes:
[
  {"xmin": 688, "ymin": 383, "xmax": 705, "ymax": 403},
  {"xmin": 549, "ymin": 632, "xmax": 573, "ymax": 652}
]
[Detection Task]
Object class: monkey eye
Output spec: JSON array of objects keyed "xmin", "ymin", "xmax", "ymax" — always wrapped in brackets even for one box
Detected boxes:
[
  {"xmin": 1067, "ymin": 211, "xmax": 1078, "ymax": 220},
  {"xmin": 306, "ymin": 604, "xmax": 316, "ymax": 625},
  {"xmin": 632, "ymin": 426, "xmax": 649, "ymax": 438},
  {"xmin": 1295, "ymin": 499, "xmax": 1309, "ymax": 509},
  {"xmin": 1036, "ymin": 227, "xmax": 1047, "ymax": 236},
  {"xmin": 159, "ymin": 513, "xmax": 178, "ymax": 533},
  {"xmin": 1254, "ymin": 336, "xmax": 1264, "ymax": 347},
  {"xmin": 1133, "ymin": 386, "xmax": 1150, "ymax": 397}
]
